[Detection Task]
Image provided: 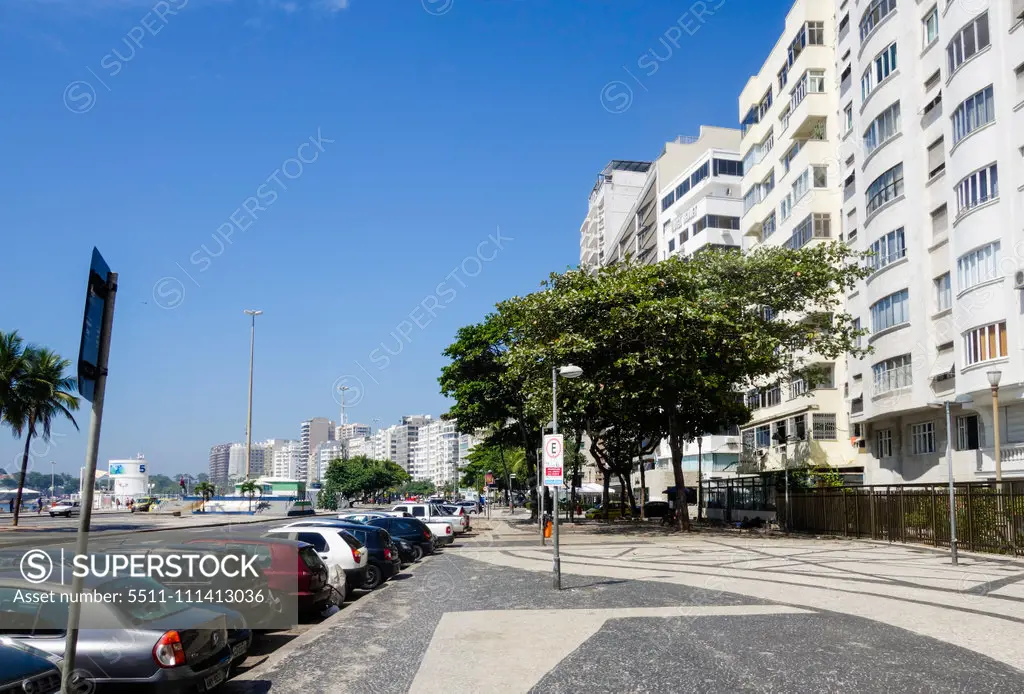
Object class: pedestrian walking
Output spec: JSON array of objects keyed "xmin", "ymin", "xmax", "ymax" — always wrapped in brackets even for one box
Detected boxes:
[{"xmin": 8, "ymin": 499, "xmax": 13, "ymax": 514}]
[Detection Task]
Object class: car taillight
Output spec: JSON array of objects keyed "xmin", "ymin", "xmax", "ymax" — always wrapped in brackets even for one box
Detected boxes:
[
  {"xmin": 351, "ymin": 547, "xmax": 361, "ymax": 563},
  {"xmin": 384, "ymin": 548, "xmax": 393, "ymax": 561},
  {"xmin": 423, "ymin": 529, "xmax": 431, "ymax": 540},
  {"xmin": 153, "ymin": 630, "xmax": 186, "ymax": 668},
  {"xmin": 446, "ymin": 526, "xmax": 452, "ymax": 535}
]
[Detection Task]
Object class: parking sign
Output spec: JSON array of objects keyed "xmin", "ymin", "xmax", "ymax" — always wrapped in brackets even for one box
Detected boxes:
[{"xmin": 543, "ymin": 434, "xmax": 564, "ymax": 487}]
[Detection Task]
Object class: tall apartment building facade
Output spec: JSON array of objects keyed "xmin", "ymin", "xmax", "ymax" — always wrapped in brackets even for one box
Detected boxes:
[
  {"xmin": 208, "ymin": 443, "xmax": 231, "ymax": 486},
  {"xmin": 272, "ymin": 440, "xmax": 302, "ymax": 479},
  {"xmin": 412, "ymin": 419, "xmax": 460, "ymax": 489},
  {"xmin": 737, "ymin": 2, "xmax": 858, "ymax": 479},
  {"xmin": 837, "ymin": 0, "xmax": 1024, "ymax": 483},
  {"xmin": 299, "ymin": 417, "xmax": 335, "ymax": 484},
  {"xmin": 336, "ymin": 423, "xmax": 371, "ymax": 443},
  {"xmin": 315, "ymin": 439, "xmax": 348, "ymax": 480},
  {"xmin": 227, "ymin": 442, "xmax": 269, "ymax": 481},
  {"xmin": 580, "ymin": 160, "xmax": 652, "ymax": 269}
]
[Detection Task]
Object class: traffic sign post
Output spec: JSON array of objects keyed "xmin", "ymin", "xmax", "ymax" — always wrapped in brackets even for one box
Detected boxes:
[
  {"xmin": 64, "ymin": 248, "xmax": 117, "ymax": 694},
  {"xmin": 543, "ymin": 434, "xmax": 564, "ymax": 486}
]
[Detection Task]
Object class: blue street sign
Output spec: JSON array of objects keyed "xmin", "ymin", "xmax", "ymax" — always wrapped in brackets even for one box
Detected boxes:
[{"xmin": 77, "ymin": 248, "xmax": 111, "ymax": 403}]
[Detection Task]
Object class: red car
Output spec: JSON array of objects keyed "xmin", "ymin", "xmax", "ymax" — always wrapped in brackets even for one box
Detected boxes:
[{"xmin": 183, "ymin": 536, "xmax": 338, "ymax": 617}]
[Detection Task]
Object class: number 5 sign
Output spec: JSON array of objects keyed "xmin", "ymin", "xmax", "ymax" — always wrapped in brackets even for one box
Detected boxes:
[{"xmin": 543, "ymin": 434, "xmax": 564, "ymax": 487}]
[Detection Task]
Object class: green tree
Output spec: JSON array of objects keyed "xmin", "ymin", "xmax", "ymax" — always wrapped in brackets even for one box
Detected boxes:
[
  {"xmin": 0, "ymin": 331, "xmax": 27, "ymax": 429},
  {"xmin": 239, "ymin": 479, "xmax": 261, "ymax": 512},
  {"xmin": 397, "ymin": 480, "xmax": 436, "ymax": 498},
  {"xmin": 7, "ymin": 348, "xmax": 80, "ymax": 526},
  {"xmin": 193, "ymin": 481, "xmax": 216, "ymax": 511}
]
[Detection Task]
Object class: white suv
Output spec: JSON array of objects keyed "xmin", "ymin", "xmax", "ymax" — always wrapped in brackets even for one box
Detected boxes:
[{"xmin": 265, "ymin": 526, "xmax": 368, "ymax": 593}]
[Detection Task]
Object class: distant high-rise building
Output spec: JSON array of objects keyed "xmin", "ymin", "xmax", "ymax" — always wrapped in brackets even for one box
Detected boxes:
[
  {"xmin": 272, "ymin": 440, "xmax": 302, "ymax": 479},
  {"xmin": 315, "ymin": 440, "xmax": 348, "ymax": 480},
  {"xmin": 227, "ymin": 443, "xmax": 269, "ymax": 480},
  {"xmin": 413, "ymin": 419, "xmax": 460, "ymax": 489},
  {"xmin": 579, "ymin": 160, "xmax": 652, "ymax": 269},
  {"xmin": 208, "ymin": 443, "xmax": 232, "ymax": 486},
  {"xmin": 336, "ymin": 422, "xmax": 371, "ymax": 442},
  {"xmin": 299, "ymin": 418, "xmax": 335, "ymax": 484}
]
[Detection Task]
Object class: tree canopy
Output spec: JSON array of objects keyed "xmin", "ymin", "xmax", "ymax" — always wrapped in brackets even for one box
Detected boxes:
[{"xmin": 318, "ymin": 455, "xmax": 411, "ymax": 510}]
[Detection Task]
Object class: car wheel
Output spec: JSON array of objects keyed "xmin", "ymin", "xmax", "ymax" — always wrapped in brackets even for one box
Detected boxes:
[
  {"xmin": 411, "ymin": 545, "xmax": 424, "ymax": 562},
  {"xmin": 363, "ymin": 565, "xmax": 383, "ymax": 590}
]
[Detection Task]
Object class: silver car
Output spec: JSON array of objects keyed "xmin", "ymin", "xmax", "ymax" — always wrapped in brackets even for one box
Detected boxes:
[{"xmin": 0, "ymin": 574, "xmax": 238, "ymax": 693}]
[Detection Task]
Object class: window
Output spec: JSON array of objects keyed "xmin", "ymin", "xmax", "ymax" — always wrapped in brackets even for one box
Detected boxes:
[
  {"xmin": 782, "ymin": 140, "xmax": 803, "ymax": 173},
  {"xmin": 785, "ymin": 213, "xmax": 831, "ymax": 249},
  {"xmin": 951, "ymin": 86, "xmax": 995, "ymax": 145},
  {"xmin": 963, "ymin": 321, "xmax": 1007, "ymax": 366},
  {"xmin": 807, "ymin": 21, "xmax": 824, "ymax": 46},
  {"xmin": 793, "ymin": 168, "xmax": 810, "ymax": 202},
  {"xmin": 863, "ymin": 102, "xmax": 901, "ymax": 155},
  {"xmin": 812, "ymin": 413, "xmax": 837, "ymax": 440},
  {"xmin": 765, "ymin": 384, "xmax": 781, "ymax": 407},
  {"xmin": 844, "ymin": 104, "xmax": 853, "ymax": 134},
  {"xmin": 772, "ymin": 419, "xmax": 788, "ymax": 445},
  {"xmin": 870, "ymin": 289, "xmax": 909, "ymax": 333},
  {"xmin": 931, "ymin": 204, "xmax": 948, "ymax": 237},
  {"xmin": 860, "ymin": 0, "xmax": 896, "ymax": 41},
  {"xmin": 668, "ymin": 239, "xmax": 676, "ymax": 253},
  {"xmin": 911, "ymin": 422, "xmax": 935, "ymax": 455},
  {"xmin": 867, "ymin": 227, "xmax": 906, "ymax": 272},
  {"xmin": 813, "ymin": 165, "xmax": 828, "ymax": 188},
  {"xmin": 675, "ymin": 178, "xmax": 691, "ymax": 200},
  {"xmin": 296, "ymin": 532, "xmax": 328, "ymax": 552},
  {"xmin": 789, "ymin": 377, "xmax": 807, "ymax": 400},
  {"xmin": 780, "ymin": 193, "xmax": 793, "ymax": 222},
  {"xmin": 791, "ymin": 414, "xmax": 807, "ymax": 440},
  {"xmin": 693, "ymin": 215, "xmax": 740, "ymax": 233},
  {"xmin": 661, "ymin": 192, "xmax": 675, "ymax": 211},
  {"xmin": 935, "ymin": 273, "xmax": 951, "ymax": 312},
  {"xmin": 762, "ymin": 211, "xmax": 777, "ymax": 238},
  {"xmin": 862, "ymin": 42, "xmax": 897, "ymax": 101},
  {"xmin": 957, "ymin": 242, "xmax": 1000, "ymax": 292},
  {"xmin": 866, "ymin": 163, "xmax": 904, "ymax": 215},
  {"xmin": 924, "ymin": 70, "xmax": 941, "ymax": 92},
  {"xmin": 690, "ymin": 161, "xmax": 710, "ymax": 188},
  {"xmin": 923, "ymin": 7, "xmax": 938, "ymax": 48},
  {"xmin": 956, "ymin": 415, "xmax": 979, "ymax": 451},
  {"xmin": 713, "ymin": 159, "xmax": 743, "ymax": 177},
  {"xmin": 754, "ymin": 425, "xmax": 771, "ymax": 448},
  {"xmin": 809, "ymin": 70, "xmax": 826, "ymax": 94},
  {"xmin": 875, "ymin": 428, "xmax": 893, "ymax": 458},
  {"xmin": 947, "ymin": 13, "xmax": 990, "ymax": 75},
  {"xmin": 872, "ymin": 354, "xmax": 912, "ymax": 394},
  {"xmin": 954, "ymin": 164, "xmax": 999, "ymax": 216},
  {"xmin": 927, "ymin": 137, "xmax": 945, "ymax": 179}
]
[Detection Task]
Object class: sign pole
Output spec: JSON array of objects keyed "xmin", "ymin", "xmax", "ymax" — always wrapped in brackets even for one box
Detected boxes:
[
  {"xmin": 63, "ymin": 261, "xmax": 117, "ymax": 694},
  {"xmin": 551, "ymin": 367, "xmax": 561, "ymax": 590}
]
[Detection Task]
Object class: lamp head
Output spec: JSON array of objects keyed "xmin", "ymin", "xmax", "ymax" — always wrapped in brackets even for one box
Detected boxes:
[
  {"xmin": 244, "ymin": 309, "xmax": 263, "ymax": 317},
  {"xmin": 558, "ymin": 365, "xmax": 584, "ymax": 379},
  {"xmin": 986, "ymin": 369, "xmax": 1002, "ymax": 388}
]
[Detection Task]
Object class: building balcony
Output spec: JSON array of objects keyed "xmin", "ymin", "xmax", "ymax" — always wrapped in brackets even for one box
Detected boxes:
[
  {"xmin": 789, "ymin": 92, "xmax": 829, "ymax": 140},
  {"xmin": 974, "ymin": 445, "xmax": 1024, "ymax": 478}
]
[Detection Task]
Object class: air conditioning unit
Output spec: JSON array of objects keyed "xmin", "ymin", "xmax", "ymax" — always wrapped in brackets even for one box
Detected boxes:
[{"xmin": 1014, "ymin": 270, "xmax": 1024, "ymax": 290}]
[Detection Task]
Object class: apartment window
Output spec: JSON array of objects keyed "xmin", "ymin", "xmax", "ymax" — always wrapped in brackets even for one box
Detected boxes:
[
  {"xmin": 870, "ymin": 289, "xmax": 909, "ymax": 333},
  {"xmin": 935, "ymin": 273, "xmax": 951, "ymax": 312},
  {"xmin": 875, "ymin": 428, "xmax": 893, "ymax": 458},
  {"xmin": 866, "ymin": 163, "xmax": 904, "ymax": 215},
  {"xmin": 860, "ymin": 0, "xmax": 896, "ymax": 42},
  {"xmin": 927, "ymin": 137, "xmax": 945, "ymax": 179},
  {"xmin": 780, "ymin": 193, "xmax": 793, "ymax": 222},
  {"xmin": 956, "ymin": 415, "xmax": 979, "ymax": 451},
  {"xmin": 743, "ymin": 186, "xmax": 759, "ymax": 214},
  {"xmin": 924, "ymin": 69, "xmax": 941, "ymax": 92},
  {"xmin": 947, "ymin": 13, "xmax": 990, "ymax": 75},
  {"xmin": 785, "ymin": 213, "xmax": 831, "ymax": 250},
  {"xmin": 931, "ymin": 204, "xmax": 948, "ymax": 237},
  {"xmin": 675, "ymin": 178, "xmax": 691, "ymax": 200},
  {"xmin": 809, "ymin": 70, "xmax": 826, "ymax": 94},
  {"xmin": 911, "ymin": 422, "xmax": 935, "ymax": 455},
  {"xmin": 762, "ymin": 211, "xmax": 777, "ymax": 238},
  {"xmin": 765, "ymin": 384, "xmax": 781, "ymax": 407},
  {"xmin": 872, "ymin": 354, "xmax": 912, "ymax": 394},
  {"xmin": 957, "ymin": 241, "xmax": 1000, "ymax": 291},
  {"xmin": 813, "ymin": 165, "xmax": 828, "ymax": 188},
  {"xmin": 789, "ymin": 377, "xmax": 806, "ymax": 400},
  {"xmin": 690, "ymin": 161, "xmax": 710, "ymax": 188},
  {"xmin": 951, "ymin": 86, "xmax": 995, "ymax": 145},
  {"xmin": 793, "ymin": 168, "xmax": 811, "ymax": 202},
  {"xmin": 791, "ymin": 414, "xmax": 807, "ymax": 441},
  {"xmin": 963, "ymin": 321, "xmax": 1008, "ymax": 366},
  {"xmin": 853, "ymin": 318, "xmax": 863, "ymax": 349},
  {"xmin": 812, "ymin": 413, "xmax": 837, "ymax": 440},
  {"xmin": 844, "ymin": 104, "xmax": 853, "ymax": 134},
  {"xmin": 863, "ymin": 102, "xmax": 901, "ymax": 155},
  {"xmin": 782, "ymin": 140, "xmax": 803, "ymax": 173},
  {"xmin": 755, "ymin": 425, "xmax": 771, "ymax": 448},
  {"xmin": 862, "ymin": 42, "xmax": 897, "ymax": 101},
  {"xmin": 807, "ymin": 21, "xmax": 824, "ymax": 46},
  {"xmin": 954, "ymin": 164, "xmax": 999, "ymax": 216},
  {"xmin": 923, "ymin": 7, "xmax": 939, "ymax": 48},
  {"xmin": 867, "ymin": 227, "xmax": 906, "ymax": 272},
  {"xmin": 694, "ymin": 215, "xmax": 740, "ymax": 233},
  {"xmin": 668, "ymin": 239, "xmax": 676, "ymax": 253},
  {"xmin": 661, "ymin": 192, "xmax": 675, "ymax": 211},
  {"xmin": 772, "ymin": 419, "xmax": 788, "ymax": 446},
  {"xmin": 713, "ymin": 159, "xmax": 743, "ymax": 177}
]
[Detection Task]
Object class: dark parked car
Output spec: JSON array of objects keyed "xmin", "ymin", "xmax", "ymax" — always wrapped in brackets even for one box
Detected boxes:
[
  {"xmin": 364, "ymin": 517, "xmax": 434, "ymax": 562},
  {"xmin": 283, "ymin": 521, "xmax": 401, "ymax": 590},
  {"xmin": 0, "ymin": 638, "xmax": 61, "ymax": 694},
  {"xmin": 182, "ymin": 536, "xmax": 338, "ymax": 616},
  {"xmin": 642, "ymin": 501, "xmax": 671, "ymax": 518},
  {"xmin": 390, "ymin": 536, "xmax": 418, "ymax": 565}
]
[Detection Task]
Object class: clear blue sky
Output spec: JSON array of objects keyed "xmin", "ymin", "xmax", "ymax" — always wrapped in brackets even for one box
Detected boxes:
[{"xmin": 0, "ymin": 0, "xmax": 793, "ymax": 478}]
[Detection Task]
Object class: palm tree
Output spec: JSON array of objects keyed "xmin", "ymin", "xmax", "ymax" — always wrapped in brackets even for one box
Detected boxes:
[
  {"xmin": 194, "ymin": 481, "xmax": 216, "ymax": 512},
  {"xmin": 8, "ymin": 348, "xmax": 80, "ymax": 526},
  {"xmin": 239, "ymin": 479, "xmax": 261, "ymax": 512},
  {"xmin": 0, "ymin": 331, "xmax": 27, "ymax": 428}
]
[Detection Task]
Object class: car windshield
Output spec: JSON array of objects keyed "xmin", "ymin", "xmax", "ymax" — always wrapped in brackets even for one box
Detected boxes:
[{"xmin": 100, "ymin": 577, "xmax": 192, "ymax": 623}]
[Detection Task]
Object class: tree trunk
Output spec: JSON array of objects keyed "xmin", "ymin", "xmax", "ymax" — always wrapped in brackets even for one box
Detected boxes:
[
  {"xmin": 697, "ymin": 437, "xmax": 703, "ymax": 522},
  {"xmin": 639, "ymin": 459, "xmax": 647, "ymax": 521},
  {"xmin": 598, "ymin": 472, "xmax": 606, "ymax": 522},
  {"xmin": 12, "ymin": 416, "xmax": 34, "ymax": 527},
  {"xmin": 668, "ymin": 415, "xmax": 690, "ymax": 531},
  {"xmin": 624, "ymin": 474, "xmax": 637, "ymax": 517},
  {"xmin": 570, "ymin": 432, "xmax": 582, "ymax": 523}
]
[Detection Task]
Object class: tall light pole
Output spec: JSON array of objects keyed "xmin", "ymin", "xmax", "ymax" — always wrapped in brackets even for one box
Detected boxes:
[
  {"xmin": 243, "ymin": 309, "xmax": 263, "ymax": 479},
  {"xmin": 552, "ymin": 364, "xmax": 583, "ymax": 590},
  {"xmin": 338, "ymin": 384, "xmax": 350, "ymax": 432},
  {"xmin": 929, "ymin": 395, "xmax": 972, "ymax": 565},
  {"xmin": 987, "ymin": 369, "xmax": 1002, "ymax": 482},
  {"xmin": 50, "ymin": 461, "xmax": 56, "ymax": 499}
]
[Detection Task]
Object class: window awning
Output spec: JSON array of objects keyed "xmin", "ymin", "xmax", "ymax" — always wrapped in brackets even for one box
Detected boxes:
[{"xmin": 929, "ymin": 362, "xmax": 955, "ymax": 380}]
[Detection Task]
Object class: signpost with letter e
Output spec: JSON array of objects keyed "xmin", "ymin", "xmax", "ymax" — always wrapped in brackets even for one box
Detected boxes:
[
  {"xmin": 64, "ymin": 248, "xmax": 118, "ymax": 694},
  {"xmin": 543, "ymin": 433, "xmax": 564, "ymax": 589}
]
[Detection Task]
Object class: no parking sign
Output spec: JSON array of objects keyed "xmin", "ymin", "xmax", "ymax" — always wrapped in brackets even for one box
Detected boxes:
[{"xmin": 543, "ymin": 434, "xmax": 564, "ymax": 487}]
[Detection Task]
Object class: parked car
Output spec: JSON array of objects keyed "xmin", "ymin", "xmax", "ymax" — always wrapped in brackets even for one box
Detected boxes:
[
  {"xmin": 282, "ymin": 521, "xmax": 401, "ymax": 590},
  {"xmin": 454, "ymin": 500, "xmax": 480, "ymax": 514},
  {"xmin": 0, "ymin": 573, "xmax": 236, "ymax": 692},
  {"xmin": 48, "ymin": 500, "xmax": 80, "ymax": 518},
  {"xmin": 388, "ymin": 503, "xmax": 466, "ymax": 535},
  {"xmin": 0, "ymin": 638, "xmax": 61, "ymax": 694},
  {"xmin": 363, "ymin": 516, "xmax": 435, "ymax": 562},
  {"xmin": 390, "ymin": 536, "xmax": 418, "ymax": 565},
  {"xmin": 439, "ymin": 504, "xmax": 472, "ymax": 531},
  {"xmin": 584, "ymin": 504, "xmax": 637, "ymax": 520},
  {"xmin": 264, "ymin": 526, "xmax": 368, "ymax": 593},
  {"xmin": 132, "ymin": 496, "xmax": 159, "ymax": 513},
  {"xmin": 181, "ymin": 536, "xmax": 338, "ymax": 617},
  {"xmin": 642, "ymin": 501, "xmax": 672, "ymax": 518}
]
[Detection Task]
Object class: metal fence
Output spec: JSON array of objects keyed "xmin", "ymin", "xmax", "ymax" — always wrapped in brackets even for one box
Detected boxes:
[{"xmin": 785, "ymin": 482, "xmax": 1024, "ymax": 556}]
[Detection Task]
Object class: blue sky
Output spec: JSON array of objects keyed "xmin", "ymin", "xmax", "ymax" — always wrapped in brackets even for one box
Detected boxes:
[{"xmin": 0, "ymin": 0, "xmax": 793, "ymax": 477}]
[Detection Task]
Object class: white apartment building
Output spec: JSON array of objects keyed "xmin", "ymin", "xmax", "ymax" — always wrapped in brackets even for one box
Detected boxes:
[
  {"xmin": 580, "ymin": 160, "xmax": 652, "ymax": 269},
  {"xmin": 272, "ymin": 440, "xmax": 302, "ymax": 479},
  {"xmin": 315, "ymin": 439, "xmax": 348, "ymax": 480},
  {"xmin": 837, "ymin": 0, "xmax": 1024, "ymax": 483},
  {"xmin": 737, "ymin": 1, "xmax": 857, "ymax": 479},
  {"xmin": 299, "ymin": 417, "xmax": 335, "ymax": 484},
  {"xmin": 336, "ymin": 422, "xmax": 371, "ymax": 442},
  {"xmin": 412, "ymin": 419, "xmax": 460, "ymax": 488},
  {"xmin": 227, "ymin": 443, "xmax": 271, "ymax": 480},
  {"xmin": 657, "ymin": 126, "xmax": 745, "ymax": 260}
]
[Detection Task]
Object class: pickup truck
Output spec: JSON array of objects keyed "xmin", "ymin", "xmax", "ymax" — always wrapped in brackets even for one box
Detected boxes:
[{"xmin": 388, "ymin": 503, "xmax": 468, "ymax": 535}]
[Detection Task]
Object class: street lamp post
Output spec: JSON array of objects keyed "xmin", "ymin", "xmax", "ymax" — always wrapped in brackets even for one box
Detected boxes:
[
  {"xmin": 243, "ymin": 309, "xmax": 263, "ymax": 480},
  {"xmin": 987, "ymin": 369, "xmax": 1002, "ymax": 482},
  {"xmin": 338, "ymin": 385, "xmax": 351, "ymax": 466},
  {"xmin": 929, "ymin": 395, "xmax": 973, "ymax": 565},
  {"xmin": 50, "ymin": 461, "xmax": 56, "ymax": 500},
  {"xmin": 551, "ymin": 364, "xmax": 583, "ymax": 590}
]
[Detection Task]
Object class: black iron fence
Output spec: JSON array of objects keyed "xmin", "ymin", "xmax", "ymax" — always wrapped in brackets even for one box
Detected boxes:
[{"xmin": 702, "ymin": 477, "xmax": 1024, "ymax": 556}]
